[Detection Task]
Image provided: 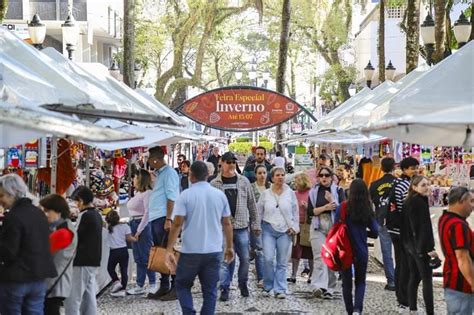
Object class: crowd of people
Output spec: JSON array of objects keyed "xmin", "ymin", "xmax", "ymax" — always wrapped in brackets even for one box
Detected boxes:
[{"xmin": 0, "ymin": 145, "xmax": 472, "ymax": 315}]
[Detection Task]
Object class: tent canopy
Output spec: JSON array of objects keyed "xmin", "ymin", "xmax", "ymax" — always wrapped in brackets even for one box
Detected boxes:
[{"xmin": 0, "ymin": 103, "xmax": 142, "ymax": 147}]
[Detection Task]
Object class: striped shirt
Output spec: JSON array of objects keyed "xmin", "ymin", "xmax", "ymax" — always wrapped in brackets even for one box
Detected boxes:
[
  {"xmin": 438, "ymin": 210, "xmax": 473, "ymax": 293},
  {"xmin": 386, "ymin": 175, "xmax": 410, "ymax": 236}
]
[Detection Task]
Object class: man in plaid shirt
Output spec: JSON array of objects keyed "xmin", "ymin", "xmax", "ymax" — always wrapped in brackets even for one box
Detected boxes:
[{"xmin": 211, "ymin": 152, "xmax": 261, "ymax": 301}]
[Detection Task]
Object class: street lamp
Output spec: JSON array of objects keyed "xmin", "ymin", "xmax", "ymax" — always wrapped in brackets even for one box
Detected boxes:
[
  {"xmin": 331, "ymin": 93, "xmax": 337, "ymax": 109},
  {"xmin": 235, "ymin": 69, "xmax": 243, "ymax": 85},
  {"xmin": 249, "ymin": 65, "xmax": 257, "ymax": 87},
  {"xmin": 364, "ymin": 61, "xmax": 375, "ymax": 88},
  {"xmin": 262, "ymin": 68, "xmax": 270, "ymax": 88},
  {"xmin": 28, "ymin": 13, "xmax": 46, "ymax": 50},
  {"xmin": 348, "ymin": 83, "xmax": 356, "ymax": 97},
  {"xmin": 454, "ymin": 11, "xmax": 471, "ymax": 48},
  {"xmin": 420, "ymin": 13, "xmax": 435, "ymax": 66},
  {"xmin": 134, "ymin": 63, "xmax": 141, "ymax": 89},
  {"xmin": 61, "ymin": 11, "xmax": 79, "ymax": 60},
  {"xmin": 385, "ymin": 60, "xmax": 396, "ymax": 81},
  {"xmin": 108, "ymin": 60, "xmax": 120, "ymax": 80}
]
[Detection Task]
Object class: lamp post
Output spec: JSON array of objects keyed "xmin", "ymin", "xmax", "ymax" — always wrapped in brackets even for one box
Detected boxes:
[
  {"xmin": 385, "ymin": 60, "xmax": 396, "ymax": 81},
  {"xmin": 420, "ymin": 13, "xmax": 435, "ymax": 66},
  {"xmin": 109, "ymin": 60, "xmax": 120, "ymax": 80},
  {"xmin": 235, "ymin": 69, "xmax": 243, "ymax": 85},
  {"xmin": 364, "ymin": 61, "xmax": 375, "ymax": 88},
  {"xmin": 28, "ymin": 13, "xmax": 46, "ymax": 50},
  {"xmin": 454, "ymin": 11, "xmax": 471, "ymax": 48},
  {"xmin": 348, "ymin": 83, "xmax": 356, "ymax": 97},
  {"xmin": 134, "ymin": 63, "xmax": 141, "ymax": 89},
  {"xmin": 331, "ymin": 93, "xmax": 337, "ymax": 109},
  {"xmin": 61, "ymin": 11, "xmax": 79, "ymax": 61},
  {"xmin": 262, "ymin": 68, "xmax": 270, "ymax": 89}
]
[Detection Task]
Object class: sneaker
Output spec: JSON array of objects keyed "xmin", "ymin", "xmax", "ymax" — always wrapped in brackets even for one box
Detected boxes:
[
  {"xmin": 286, "ymin": 277, "xmax": 296, "ymax": 283},
  {"xmin": 110, "ymin": 289, "xmax": 126, "ymax": 297},
  {"xmin": 307, "ymin": 279, "xmax": 311, "ymax": 284},
  {"xmin": 257, "ymin": 280, "xmax": 264, "ymax": 289},
  {"xmin": 275, "ymin": 293, "xmax": 286, "ymax": 299},
  {"xmin": 322, "ymin": 292, "xmax": 335, "ymax": 300},
  {"xmin": 148, "ymin": 284, "xmax": 159, "ymax": 294},
  {"xmin": 239, "ymin": 285, "xmax": 250, "ymax": 297},
  {"xmin": 312, "ymin": 288, "xmax": 324, "ymax": 299},
  {"xmin": 127, "ymin": 286, "xmax": 145, "ymax": 295},
  {"xmin": 262, "ymin": 290, "xmax": 273, "ymax": 297},
  {"xmin": 353, "ymin": 312, "xmax": 361, "ymax": 315},
  {"xmin": 147, "ymin": 287, "xmax": 169, "ymax": 300},
  {"xmin": 219, "ymin": 289, "xmax": 230, "ymax": 301},
  {"xmin": 398, "ymin": 304, "xmax": 409, "ymax": 314},
  {"xmin": 301, "ymin": 268, "xmax": 310, "ymax": 277},
  {"xmin": 110, "ymin": 280, "xmax": 123, "ymax": 293},
  {"xmin": 384, "ymin": 284, "xmax": 396, "ymax": 291},
  {"xmin": 159, "ymin": 288, "xmax": 177, "ymax": 301}
]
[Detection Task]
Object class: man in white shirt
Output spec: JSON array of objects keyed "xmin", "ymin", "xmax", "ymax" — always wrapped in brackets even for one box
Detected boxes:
[
  {"xmin": 166, "ymin": 161, "xmax": 234, "ymax": 315},
  {"xmin": 272, "ymin": 151, "xmax": 286, "ymax": 168}
]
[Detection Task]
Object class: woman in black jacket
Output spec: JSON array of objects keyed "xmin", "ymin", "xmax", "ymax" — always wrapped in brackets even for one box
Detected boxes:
[
  {"xmin": 402, "ymin": 175, "xmax": 437, "ymax": 315},
  {"xmin": 0, "ymin": 174, "xmax": 57, "ymax": 314}
]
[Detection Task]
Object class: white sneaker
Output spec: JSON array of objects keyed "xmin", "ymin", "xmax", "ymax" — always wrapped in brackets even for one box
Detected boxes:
[
  {"xmin": 110, "ymin": 289, "xmax": 126, "ymax": 297},
  {"xmin": 262, "ymin": 290, "xmax": 273, "ymax": 297},
  {"xmin": 148, "ymin": 284, "xmax": 158, "ymax": 294},
  {"xmin": 110, "ymin": 281, "xmax": 123, "ymax": 293},
  {"xmin": 126, "ymin": 286, "xmax": 145, "ymax": 295},
  {"xmin": 398, "ymin": 304, "xmax": 409, "ymax": 314},
  {"xmin": 275, "ymin": 293, "xmax": 286, "ymax": 299}
]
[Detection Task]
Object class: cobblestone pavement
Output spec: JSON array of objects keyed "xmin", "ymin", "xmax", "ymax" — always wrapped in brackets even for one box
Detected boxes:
[{"xmin": 97, "ymin": 254, "xmax": 447, "ymax": 315}]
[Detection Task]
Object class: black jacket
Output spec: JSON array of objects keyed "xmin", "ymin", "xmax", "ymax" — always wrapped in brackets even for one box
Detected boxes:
[
  {"xmin": 402, "ymin": 194, "xmax": 435, "ymax": 257},
  {"xmin": 0, "ymin": 198, "xmax": 57, "ymax": 282},
  {"xmin": 369, "ymin": 173, "xmax": 396, "ymax": 225},
  {"xmin": 73, "ymin": 207, "xmax": 103, "ymax": 267}
]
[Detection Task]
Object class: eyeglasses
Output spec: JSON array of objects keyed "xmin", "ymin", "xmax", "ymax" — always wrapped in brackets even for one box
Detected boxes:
[
  {"xmin": 225, "ymin": 161, "xmax": 236, "ymax": 165},
  {"xmin": 318, "ymin": 173, "xmax": 331, "ymax": 178}
]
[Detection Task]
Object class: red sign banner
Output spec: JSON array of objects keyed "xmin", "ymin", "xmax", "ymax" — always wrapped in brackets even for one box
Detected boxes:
[{"xmin": 178, "ymin": 87, "xmax": 303, "ymax": 131}]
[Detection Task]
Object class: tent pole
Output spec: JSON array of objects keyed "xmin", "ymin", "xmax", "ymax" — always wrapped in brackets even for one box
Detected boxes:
[
  {"xmin": 85, "ymin": 146, "xmax": 91, "ymax": 188},
  {"xmin": 50, "ymin": 137, "xmax": 58, "ymax": 194}
]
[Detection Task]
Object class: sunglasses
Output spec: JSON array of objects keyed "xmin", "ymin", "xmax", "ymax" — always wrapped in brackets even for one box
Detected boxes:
[
  {"xmin": 225, "ymin": 161, "xmax": 236, "ymax": 165},
  {"xmin": 318, "ymin": 173, "xmax": 331, "ymax": 178}
]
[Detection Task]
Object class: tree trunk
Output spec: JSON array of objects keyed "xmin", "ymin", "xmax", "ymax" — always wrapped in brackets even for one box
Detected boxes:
[
  {"xmin": 275, "ymin": 0, "xmax": 291, "ymax": 153},
  {"xmin": 0, "ymin": 0, "xmax": 7, "ymax": 23},
  {"xmin": 123, "ymin": 0, "xmax": 136, "ymax": 88},
  {"xmin": 470, "ymin": 2, "xmax": 474, "ymax": 41},
  {"xmin": 433, "ymin": 0, "xmax": 447, "ymax": 63},
  {"xmin": 405, "ymin": 0, "xmax": 421, "ymax": 73},
  {"xmin": 378, "ymin": 0, "xmax": 385, "ymax": 82}
]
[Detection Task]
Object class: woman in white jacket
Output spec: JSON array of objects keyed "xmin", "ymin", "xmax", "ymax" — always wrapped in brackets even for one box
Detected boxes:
[{"xmin": 257, "ymin": 167, "xmax": 299, "ymax": 299}]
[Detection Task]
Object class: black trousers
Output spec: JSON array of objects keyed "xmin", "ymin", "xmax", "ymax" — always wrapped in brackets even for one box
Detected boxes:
[
  {"xmin": 107, "ymin": 247, "xmax": 129, "ymax": 289},
  {"xmin": 44, "ymin": 297, "xmax": 64, "ymax": 315},
  {"xmin": 391, "ymin": 236, "xmax": 409, "ymax": 306},
  {"xmin": 406, "ymin": 250, "xmax": 434, "ymax": 314}
]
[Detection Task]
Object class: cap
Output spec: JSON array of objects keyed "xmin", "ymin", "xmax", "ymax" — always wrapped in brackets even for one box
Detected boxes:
[{"xmin": 221, "ymin": 152, "xmax": 237, "ymax": 161}]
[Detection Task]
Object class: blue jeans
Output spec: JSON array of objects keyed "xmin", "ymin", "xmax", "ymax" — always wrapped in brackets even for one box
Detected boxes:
[
  {"xmin": 378, "ymin": 224, "xmax": 395, "ymax": 286},
  {"xmin": 220, "ymin": 228, "xmax": 249, "ymax": 290},
  {"xmin": 444, "ymin": 288, "xmax": 473, "ymax": 315},
  {"xmin": 341, "ymin": 258, "xmax": 368, "ymax": 314},
  {"xmin": 130, "ymin": 218, "xmax": 156, "ymax": 287},
  {"xmin": 0, "ymin": 280, "xmax": 46, "ymax": 315},
  {"xmin": 250, "ymin": 230, "xmax": 264, "ymax": 281},
  {"xmin": 151, "ymin": 217, "xmax": 175, "ymax": 289},
  {"xmin": 176, "ymin": 252, "xmax": 222, "ymax": 315},
  {"xmin": 262, "ymin": 222, "xmax": 292, "ymax": 294}
]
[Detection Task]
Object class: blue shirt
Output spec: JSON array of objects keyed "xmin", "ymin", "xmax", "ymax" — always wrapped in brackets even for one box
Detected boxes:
[
  {"xmin": 149, "ymin": 165, "xmax": 179, "ymax": 222},
  {"xmin": 172, "ymin": 181, "xmax": 231, "ymax": 254}
]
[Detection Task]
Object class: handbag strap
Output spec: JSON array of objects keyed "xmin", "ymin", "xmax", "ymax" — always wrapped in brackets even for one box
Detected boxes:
[{"xmin": 46, "ymin": 250, "xmax": 75, "ymax": 297}]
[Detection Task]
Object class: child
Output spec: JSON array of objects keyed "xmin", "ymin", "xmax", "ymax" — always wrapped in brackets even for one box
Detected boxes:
[{"xmin": 105, "ymin": 211, "xmax": 136, "ymax": 297}]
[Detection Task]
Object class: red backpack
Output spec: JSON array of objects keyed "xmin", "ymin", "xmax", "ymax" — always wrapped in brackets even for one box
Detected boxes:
[{"xmin": 321, "ymin": 202, "xmax": 353, "ymax": 271}]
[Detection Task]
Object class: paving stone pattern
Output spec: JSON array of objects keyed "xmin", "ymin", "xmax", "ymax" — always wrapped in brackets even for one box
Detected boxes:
[{"xmin": 97, "ymin": 255, "xmax": 447, "ymax": 314}]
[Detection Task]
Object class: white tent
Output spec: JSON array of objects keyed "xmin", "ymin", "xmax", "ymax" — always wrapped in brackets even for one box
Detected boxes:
[
  {"xmin": 0, "ymin": 103, "xmax": 141, "ymax": 147},
  {"xmin": 364, "ymin": 42, "xmax": 474, "ymax": 146}
]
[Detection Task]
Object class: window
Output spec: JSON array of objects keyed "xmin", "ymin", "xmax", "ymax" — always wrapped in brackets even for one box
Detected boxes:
[{"xmin": 387, "ymin": 6, "xmax": 405, "ymax": 19}]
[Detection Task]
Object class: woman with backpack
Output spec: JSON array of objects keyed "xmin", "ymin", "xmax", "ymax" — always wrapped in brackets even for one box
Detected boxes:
[
  {"xmin": 337, "ymin": 179, "xmax": 378, "ymax": 315},
  {"xmin": 40, "ymin": 194, "xmax": 77, "ymax": 315},
  {"xmin": 402, "ymin": 176, "xmax": 437, "ymax": 315},
  {"xmin": 307, "ymin": 166, "xmax": 345, "ymax": 300}
]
